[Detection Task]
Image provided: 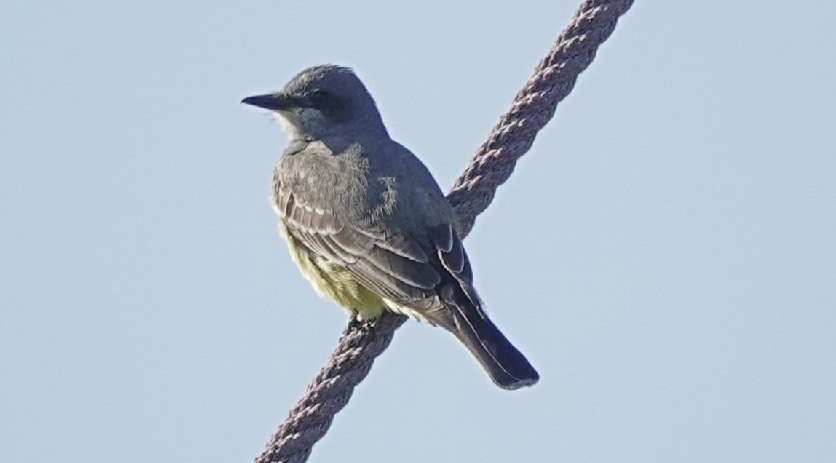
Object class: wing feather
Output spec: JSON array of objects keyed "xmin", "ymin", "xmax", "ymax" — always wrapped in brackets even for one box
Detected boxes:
[
  {"xmin": 276, "ymin": 178, "xmax": 479, "ymax": 325},
  {"xmin": 279, "ymin": 188, "xmax": 442, "ymax": 303}
]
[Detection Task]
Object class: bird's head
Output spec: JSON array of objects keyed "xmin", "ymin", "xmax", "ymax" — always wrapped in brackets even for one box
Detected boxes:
[{"xmin": 242, "ymin": 64, "xmax": 387, "ymax": 141}]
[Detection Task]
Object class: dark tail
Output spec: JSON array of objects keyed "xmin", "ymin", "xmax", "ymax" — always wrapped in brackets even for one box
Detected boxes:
[
  {"xmin": 448, "ymin": 305, "xmax": 539, "ymax": 390},
  {"xmin": 425, "ymin": 224, "xmax": 538, "ymax": 389}
]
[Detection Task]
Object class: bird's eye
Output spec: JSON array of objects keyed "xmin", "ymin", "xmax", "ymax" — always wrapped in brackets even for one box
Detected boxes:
[{"xmin": 308, "ymin": 89, "xmax": 329, "ymax": 106}]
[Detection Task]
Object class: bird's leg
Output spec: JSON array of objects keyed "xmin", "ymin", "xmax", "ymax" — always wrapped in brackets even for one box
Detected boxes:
[{"xmin": 347, "ymin": 312, "xmax": 363, "ymax": 329}]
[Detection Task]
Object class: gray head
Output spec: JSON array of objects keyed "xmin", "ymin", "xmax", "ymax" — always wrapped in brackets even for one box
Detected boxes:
[{"xmin": 242, "ymin": 65, "xmax": 388, "ymax": 141}]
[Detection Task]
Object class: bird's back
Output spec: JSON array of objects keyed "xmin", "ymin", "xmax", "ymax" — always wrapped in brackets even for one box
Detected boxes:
[{"xmin": 274, "ymin": 136, "xmax": 454, "ymax": 243}]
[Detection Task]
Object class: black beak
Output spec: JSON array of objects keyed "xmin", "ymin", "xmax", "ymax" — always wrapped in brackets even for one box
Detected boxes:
[{"xmin": 241, "ymin": 93, "xmax": 306, "ymax": 110}]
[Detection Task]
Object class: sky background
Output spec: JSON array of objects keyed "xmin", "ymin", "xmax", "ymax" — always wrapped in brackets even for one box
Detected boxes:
[{"xmin": 2, "ymin": 1, "xmax": 835, "ymax": 462}]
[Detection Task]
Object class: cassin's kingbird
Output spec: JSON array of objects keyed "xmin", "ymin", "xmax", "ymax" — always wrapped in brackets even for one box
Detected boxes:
[{"xmin": 242, "ymin": 65, "xmax": 538, "ymax": 389}]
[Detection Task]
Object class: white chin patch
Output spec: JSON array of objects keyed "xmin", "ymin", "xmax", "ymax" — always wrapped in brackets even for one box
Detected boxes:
[{"xmin": 273, "ymin": 113, "xmax": 300, "ymax": 138}]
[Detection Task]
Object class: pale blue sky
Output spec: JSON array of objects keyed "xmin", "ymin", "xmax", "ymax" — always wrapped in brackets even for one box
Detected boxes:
[{"xmin": 2, "ymin": 1, "xmax": 835, "ymax": 462}]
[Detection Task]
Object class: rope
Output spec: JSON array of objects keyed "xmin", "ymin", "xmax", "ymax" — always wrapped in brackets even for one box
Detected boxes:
[
  {"xmin": 255, "ymin": 315, "xmax": 407, "ymax": 463},
  {"xmin": 450, "ymin": 0, "xmax": 635, "ymax": 237},
  {"xmin": 255, "ymin": 1, "xmax": 634, "ymax": 461}
]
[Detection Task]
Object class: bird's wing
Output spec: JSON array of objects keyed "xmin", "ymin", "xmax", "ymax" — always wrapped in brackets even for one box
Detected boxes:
[{"xmin": 276, "ymin": 181, "xmax": 442, "ymax": 303}]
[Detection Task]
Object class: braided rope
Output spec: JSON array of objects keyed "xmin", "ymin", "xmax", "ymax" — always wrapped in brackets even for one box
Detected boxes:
[
  {"xmin": 450, "ymin": 0, "xmax": 635, "ymax": 236},
  {"xmin": 255, "ymin": 1, "xmax": 634, "ymax": 461},
  {"xmin": 255, "ymin": 315, "xmax": 407, "ymax": 463}
]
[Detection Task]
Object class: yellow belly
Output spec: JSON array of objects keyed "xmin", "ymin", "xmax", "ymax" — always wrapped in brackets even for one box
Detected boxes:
[{"xmin": 279, "ymin": 221, "xmax": 386, "ymax": 320}]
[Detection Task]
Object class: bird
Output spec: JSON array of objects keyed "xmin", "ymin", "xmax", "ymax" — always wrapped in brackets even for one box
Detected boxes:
[{"xmin": 242, "ymin": 65, "xmax": 538, "ymax": 390}]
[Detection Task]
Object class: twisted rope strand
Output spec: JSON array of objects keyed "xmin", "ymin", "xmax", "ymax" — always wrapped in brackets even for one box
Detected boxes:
[
  {"xmin": 255, "ymin": 1, "xmax": 634, "ymax": 461},
  {"xmin": 255, "ymin": 315, "xmax": 407, "ymax": 463},
  {"xmin": 450, "ymin": 0, "xmax": 635, "ymax": 236}
]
